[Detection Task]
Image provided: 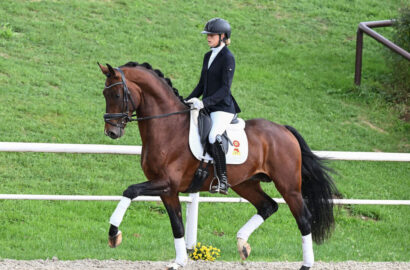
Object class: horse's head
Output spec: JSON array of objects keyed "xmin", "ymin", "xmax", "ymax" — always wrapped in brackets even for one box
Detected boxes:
[{"xmin": 98, "ymin": 63, "xmax": 141, "ymax": 139}]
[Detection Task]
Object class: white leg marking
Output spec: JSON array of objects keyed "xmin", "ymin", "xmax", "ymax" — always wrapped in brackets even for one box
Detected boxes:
[
  {"xmin": 302, "ymin": 233, "xmax": 314, "ymax": 267},
  {"xmin": 109, "ymin": 197, "xmax": 131, "ymax": 227},
  {"xmin": 237, "ymin": 214, "xmax": 264, "ymax": 241},
  {"xmin": 174, "ymin": 237, "xmax": 188, "ymax": 267}
]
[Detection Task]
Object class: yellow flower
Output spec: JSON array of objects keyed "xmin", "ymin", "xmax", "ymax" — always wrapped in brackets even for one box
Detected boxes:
[{"xmin": 190, "ymin": 242, "xmax": 220, "ymax": 261}]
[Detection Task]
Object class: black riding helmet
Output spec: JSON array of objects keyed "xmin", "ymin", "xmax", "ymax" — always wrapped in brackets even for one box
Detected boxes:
[{"xmin": 201, "ymin": 18, "xmax": 231, "ymax": 40}]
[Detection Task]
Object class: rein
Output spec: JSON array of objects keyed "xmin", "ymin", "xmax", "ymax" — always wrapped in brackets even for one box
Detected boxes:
[{"xmin": 104, "ymin": 67, "xmax": 193, "ymax": 127}]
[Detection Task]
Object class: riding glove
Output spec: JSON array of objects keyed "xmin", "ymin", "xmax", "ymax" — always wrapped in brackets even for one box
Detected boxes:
[{"xmin": 192, "ymin": 99, "xmax": 204, "ymax": 110}]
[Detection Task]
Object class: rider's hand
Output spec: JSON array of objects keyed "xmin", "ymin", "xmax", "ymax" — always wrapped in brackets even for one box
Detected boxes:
[{"xmin": 192, "ymin": 99, "xmax": 204, "ymax": 110}]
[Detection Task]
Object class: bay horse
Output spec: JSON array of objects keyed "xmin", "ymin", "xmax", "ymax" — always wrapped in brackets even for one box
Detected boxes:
[{"xmin": 98, "ymin": 62, "xmax": 339, "ymax": 270}]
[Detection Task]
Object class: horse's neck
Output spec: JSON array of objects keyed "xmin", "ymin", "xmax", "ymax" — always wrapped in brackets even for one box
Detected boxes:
[
  {"xmin": 136, "ymin": 83, "xmax": 189, "ymax": 150},
  {"xmin": 138, "ymin": 113, "xmax": 189, "ymax": 149},
  {"xmin": 138, "ymin": 87, "xmax": 184, "ymax": 117}
]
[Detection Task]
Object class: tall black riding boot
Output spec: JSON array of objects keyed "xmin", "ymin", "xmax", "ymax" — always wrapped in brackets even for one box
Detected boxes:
[{"xmin": 210, "ymin": 138, "xmax": 230, "ymax": 195}]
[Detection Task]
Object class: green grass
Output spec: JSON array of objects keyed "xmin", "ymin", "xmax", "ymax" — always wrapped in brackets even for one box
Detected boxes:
[{"xmin": 0, "ymin": 0, "xmax": 409, "ymax": 263}]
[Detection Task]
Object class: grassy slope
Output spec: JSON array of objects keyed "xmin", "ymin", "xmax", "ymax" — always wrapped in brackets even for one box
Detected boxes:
[{"xmin": 0, "ymin": 0, "xmax": 409, "ymax": 262}]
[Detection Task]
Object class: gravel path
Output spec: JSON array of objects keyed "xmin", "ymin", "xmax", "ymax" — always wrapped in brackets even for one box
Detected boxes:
[{"xmin": 1, "ymin": 259, "xmax": 409, "ymax": 270}]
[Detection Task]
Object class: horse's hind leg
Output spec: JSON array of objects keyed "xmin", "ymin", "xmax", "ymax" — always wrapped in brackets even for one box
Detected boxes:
[
  {"xmin": 282, "ymin": 191, "xmax": 314, "ymax": 270},
  {"xmin": 273, "ymin": 171, "xmax": 314, "ymax": 269},
  {"xmin": 108, "ymin": 180, "xmax": 170, "ymax": 248},
  {"xmin": 232, "ymin": 179, "xmax": 279, "ymax": 260}
]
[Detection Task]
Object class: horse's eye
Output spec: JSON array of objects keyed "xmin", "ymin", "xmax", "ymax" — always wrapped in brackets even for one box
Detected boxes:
[{"xmin": 115, "ymin": 94, "xmax": 121, "ymax": 98}]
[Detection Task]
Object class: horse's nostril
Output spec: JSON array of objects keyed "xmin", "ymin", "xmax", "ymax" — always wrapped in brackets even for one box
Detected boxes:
[{"xmin": 106, "ymin": 130, "xmax": 118, "ymax": 139}]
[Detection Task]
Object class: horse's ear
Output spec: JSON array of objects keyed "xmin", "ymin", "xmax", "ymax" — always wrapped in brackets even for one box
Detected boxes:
[
  {"xmin": 106, "ymin": 63, "xmax": 117, "ymax": 78},
  {"xmin": 97, "ymin": 62, "xmax": 117, "ymax": 78},
  {"xmin": 98, "ymin": 62, "xmax": 110, "ymax": 77}
]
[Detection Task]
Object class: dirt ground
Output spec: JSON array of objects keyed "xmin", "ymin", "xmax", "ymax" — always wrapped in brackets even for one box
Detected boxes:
[{"xmin": 0, "ymin": 259, "xmax": 409, "ymax": 270}]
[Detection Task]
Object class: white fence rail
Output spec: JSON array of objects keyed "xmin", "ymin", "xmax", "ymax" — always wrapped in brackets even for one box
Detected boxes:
[
  {"xmin": 0, "ymin": 142, "xmax": 142, "ymax": 155},
  {"xmin": 1, "ymin": 194, "xmax": 410, "ymax": 205},
  {"xmin": 1, "ymin": 142, "xmax": 409, "ymax": 249},
  {"xmin": 1, "ymin": 142, "xmax": 410, "ymax": 161}
]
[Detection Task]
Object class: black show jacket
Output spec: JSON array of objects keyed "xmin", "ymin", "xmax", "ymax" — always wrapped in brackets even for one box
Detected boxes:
[{"xmin": 187, "ymin": 46, "xmax": 241, "ymax": 114}]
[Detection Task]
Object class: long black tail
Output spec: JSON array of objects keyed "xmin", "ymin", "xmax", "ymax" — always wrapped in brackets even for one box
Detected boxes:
[{"xmin": 285, "ymin": 125, "xmax": 340, "ymax": 244}]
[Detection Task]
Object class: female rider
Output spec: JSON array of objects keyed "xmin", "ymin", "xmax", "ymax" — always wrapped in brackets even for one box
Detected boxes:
[{"xmin": 186, "ymin": 18, "xmax": 241, "ymax": 195}]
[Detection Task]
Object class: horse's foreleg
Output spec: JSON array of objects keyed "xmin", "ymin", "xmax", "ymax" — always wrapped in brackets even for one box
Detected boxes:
[
  {"xmin": 108, "ymin": 180, "xmax": 170, "ymax": 248},
  {"xmin": 161, "ymin": 194, "xmax": 188, "ymax": 270}
]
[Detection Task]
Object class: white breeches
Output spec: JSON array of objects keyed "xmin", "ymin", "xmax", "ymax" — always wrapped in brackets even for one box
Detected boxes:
[{"xmin": 209, "ymin": 111, "xmax": 235, "ymax": 144}]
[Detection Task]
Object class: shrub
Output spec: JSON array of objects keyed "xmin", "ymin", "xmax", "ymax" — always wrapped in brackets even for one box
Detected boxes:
[{"xmin": 385, "ymin": 6, "xmax": 410, "ymax": 105}]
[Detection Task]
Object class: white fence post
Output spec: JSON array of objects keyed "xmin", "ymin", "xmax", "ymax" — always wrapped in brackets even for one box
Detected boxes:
[{"xmin": 185, "ymin": 192, "xmax": 199, "ymax": 250}]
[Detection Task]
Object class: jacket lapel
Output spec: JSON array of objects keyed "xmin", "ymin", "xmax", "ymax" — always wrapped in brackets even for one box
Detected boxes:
[
  {"xmin": 204, "ymin": 51, "xmax": 212, "ymax": 70},
  {"xmin": 208, "ymin": 46, "xmax": 227, "ymax": 69},
  {"xmin": 208, "ymin": 46, "xmax": 227, "ymax": 70},
  {"xmin": 203, "ymin": 51, "xmax": 212, "ymax": 95}
]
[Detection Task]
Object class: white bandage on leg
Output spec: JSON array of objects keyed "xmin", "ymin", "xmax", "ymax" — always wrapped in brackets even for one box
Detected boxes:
[
  {"xmin": 174, "ymin": 237, "xmax": 188, "ymax": 266},
  {"xmin": 302, "ymin": 233, "xmax": 314, "ymax": 267},
  {"xmin": 237, "ymin": 214, "xmax": 264, "ymax": 241},
  {"xmin": 109, "ymin": 197, "xmax": 131, "ymax": 227}
]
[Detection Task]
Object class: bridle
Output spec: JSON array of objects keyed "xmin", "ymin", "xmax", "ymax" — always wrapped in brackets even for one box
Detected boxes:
[
  {"xmin": 103, "ymin": 68, "xmax": 137, "ymax": 128},
  {"xmin": 103, "ymin": 67, "xmax": 193, "ymax": 128}
]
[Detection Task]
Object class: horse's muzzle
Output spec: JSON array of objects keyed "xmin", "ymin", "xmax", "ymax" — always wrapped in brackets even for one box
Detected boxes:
[{"xmin": 105, "ymin": 127, "xmax": 124, "ymax": 139}]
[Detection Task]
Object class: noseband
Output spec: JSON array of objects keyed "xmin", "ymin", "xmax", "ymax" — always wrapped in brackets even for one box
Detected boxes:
[{"xmin": 104, "ymin": 67, "xmax": 193, "ymax": 128}]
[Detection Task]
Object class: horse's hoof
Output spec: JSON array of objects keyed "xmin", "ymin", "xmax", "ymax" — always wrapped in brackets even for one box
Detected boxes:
[
  {"xmin": 237, "ymin": 237, "xmax": 251, "ymax": 260},
  {"xmin": 166, "ymin": 262, "xmax": 182, "ymax": 270},
  {"xmin": 108, "ymin": 230, "xmax": 122, "ymax": 248},
  {"xmin": 300, "ymin": 266, "xmax": 310, "ymax": 270}
]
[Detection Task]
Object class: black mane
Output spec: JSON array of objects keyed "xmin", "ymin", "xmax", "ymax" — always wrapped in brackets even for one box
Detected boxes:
[{"xmin": 120, "ymin": 61, "xmax": 186, "ymax": 104}]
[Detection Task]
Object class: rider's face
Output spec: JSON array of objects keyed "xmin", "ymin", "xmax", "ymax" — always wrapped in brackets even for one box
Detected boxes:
[{"xmin": 207, "ymin": 33, "xmax": 223, "ymax": 47}]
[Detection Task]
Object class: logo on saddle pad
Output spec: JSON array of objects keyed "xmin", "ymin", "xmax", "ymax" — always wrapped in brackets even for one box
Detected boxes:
[
  {"xmin": 187, "ymin": 98, "xmax": 248, "ymax": 165},
  {"xmin": 232, "ymin": 140, "xmax": 241, "ymax": 156}
]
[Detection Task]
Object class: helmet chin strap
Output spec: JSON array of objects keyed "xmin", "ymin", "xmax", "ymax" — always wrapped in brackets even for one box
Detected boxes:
[{"xmin": 211, "ymin": 34, "xmax": 224, "ymax": 48}]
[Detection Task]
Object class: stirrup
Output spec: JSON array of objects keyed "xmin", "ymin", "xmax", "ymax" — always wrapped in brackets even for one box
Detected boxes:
[
  {"xmin": 209, "ymin": 177, "xmax": 220, "ymax": 194},
  {"xmin": 209, "ymin": 177, "xmax": 230, "ymax": 195}
]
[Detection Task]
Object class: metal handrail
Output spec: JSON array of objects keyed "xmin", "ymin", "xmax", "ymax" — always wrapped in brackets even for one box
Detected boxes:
[{"xmin": 354, "ymin": 20, "xmax": 410, "ymax": 85}]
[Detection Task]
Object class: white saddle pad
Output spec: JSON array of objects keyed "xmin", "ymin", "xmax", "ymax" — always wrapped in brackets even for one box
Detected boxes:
[{"xmin": 188, "ymin": 99, "xmax": 248, "ymax": 165}]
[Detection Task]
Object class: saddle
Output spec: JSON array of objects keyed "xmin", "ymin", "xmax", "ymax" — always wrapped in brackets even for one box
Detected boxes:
[
  {"xmin": 187, "ymin": 98, "xmax": 248, "ymax": 164},
  {"xmin": 185, "ymin": 98, "xmax": 248, "ymax": 193}
]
